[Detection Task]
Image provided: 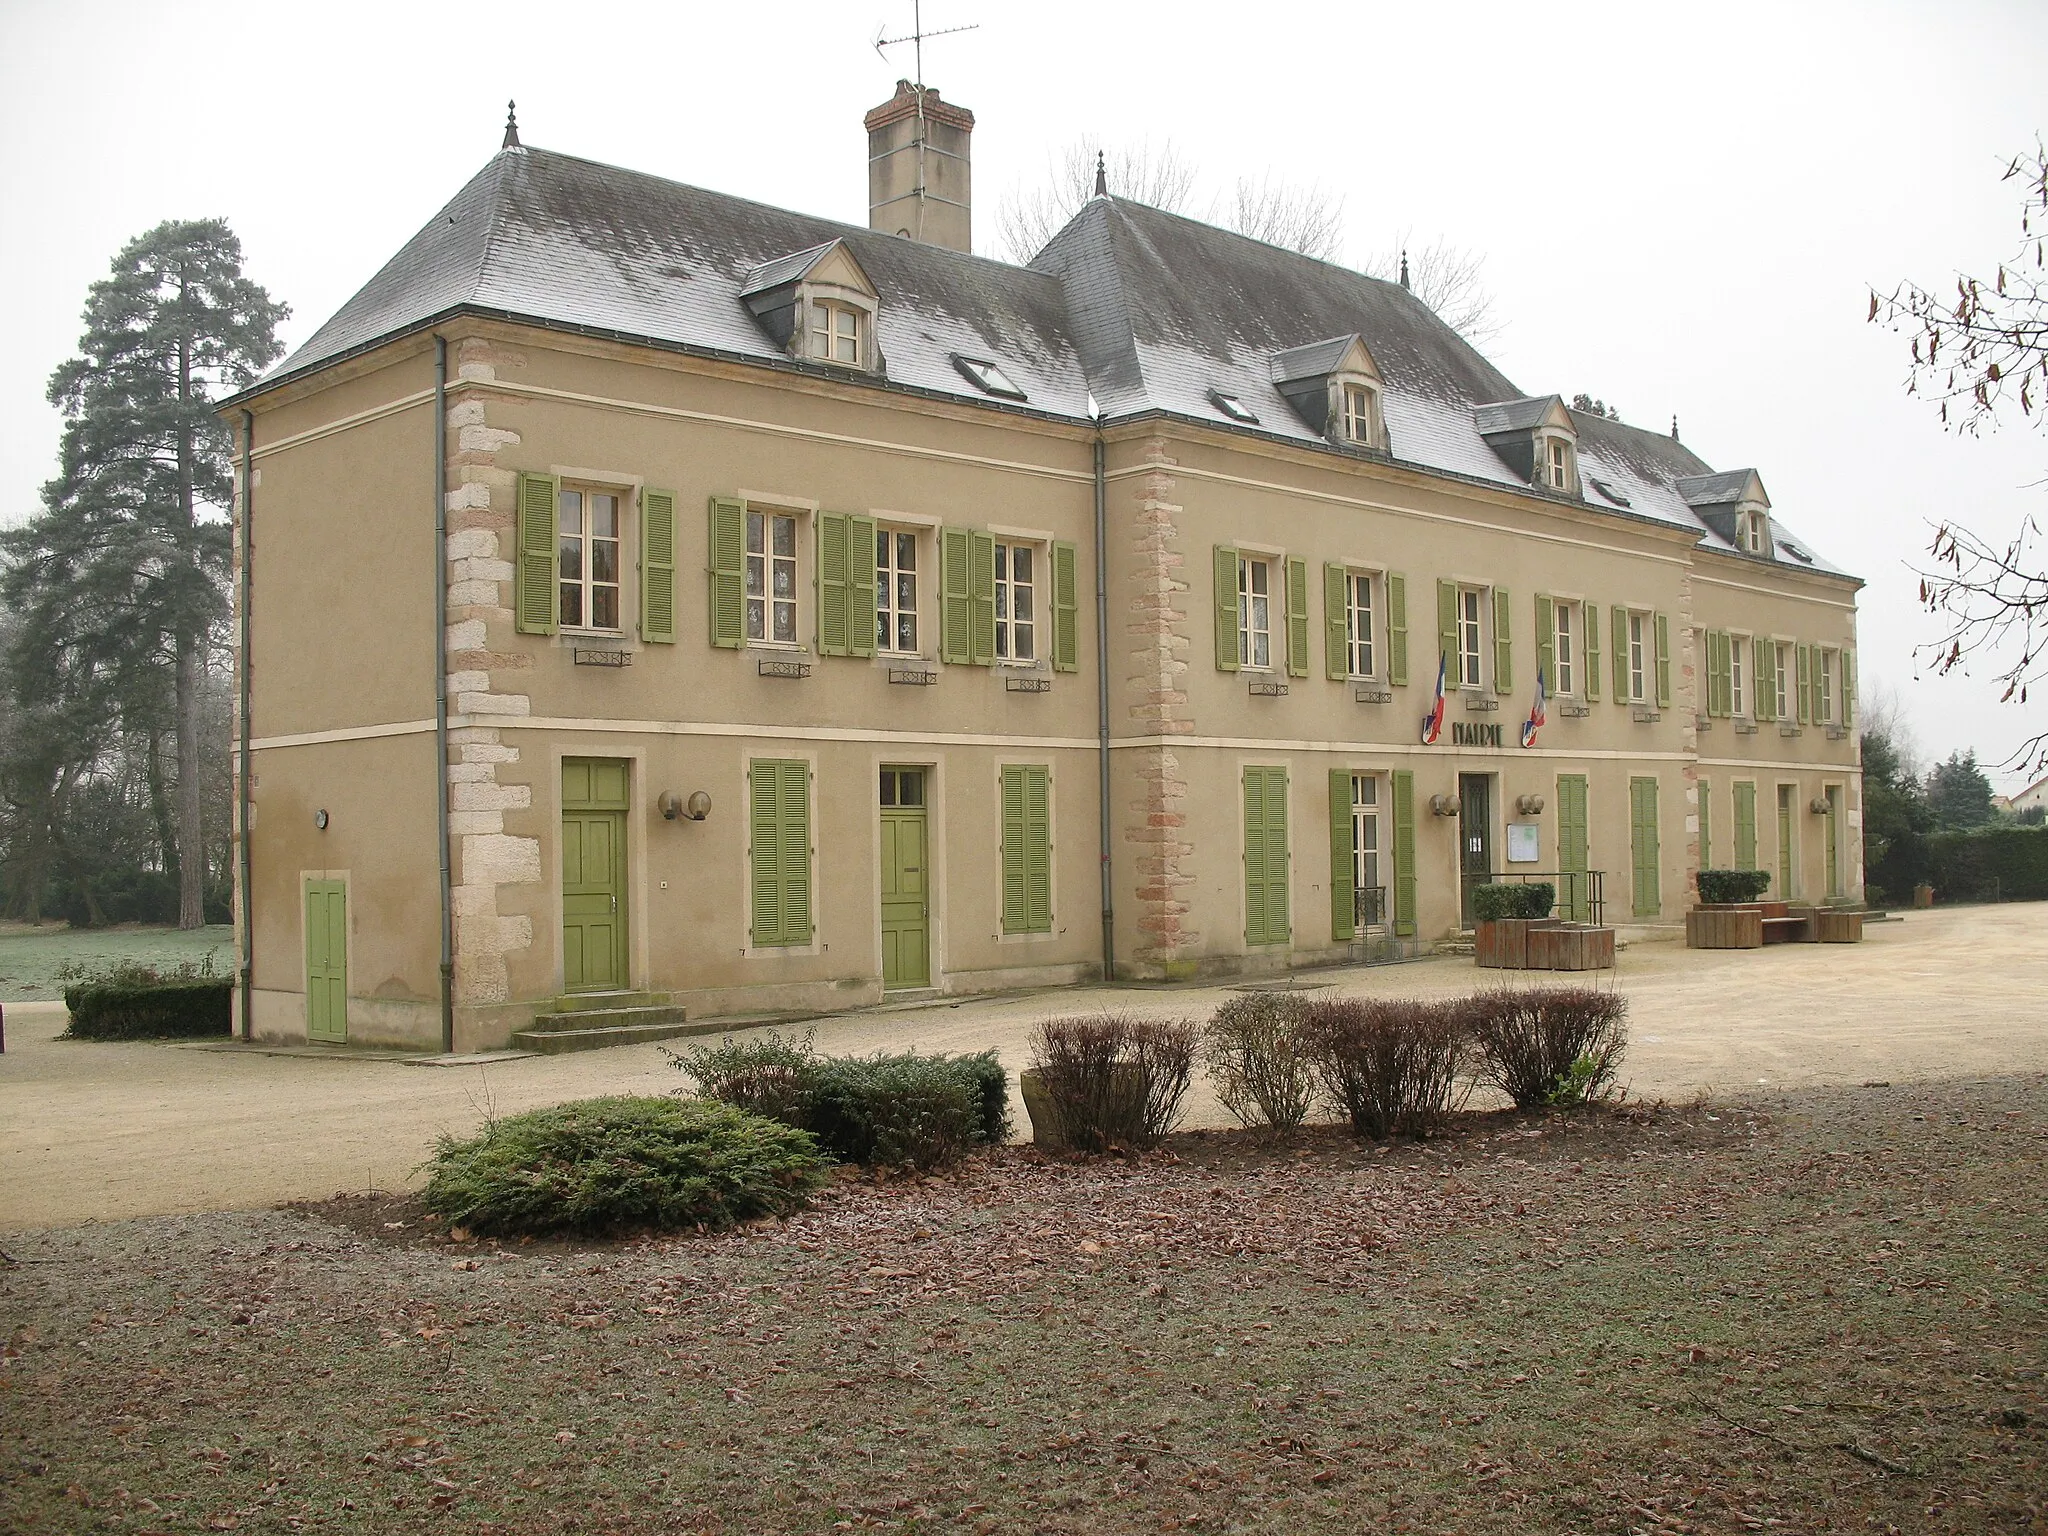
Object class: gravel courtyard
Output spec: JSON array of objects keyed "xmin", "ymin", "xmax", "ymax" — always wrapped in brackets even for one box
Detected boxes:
[{"xmin": 3, "ymin": 904, "xmax": 2043, "ymax": 1233}]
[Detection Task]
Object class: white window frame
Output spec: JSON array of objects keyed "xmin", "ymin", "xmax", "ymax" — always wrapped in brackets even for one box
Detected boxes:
[
  {"xmin": 994, "ymin": 537, "xmax": 1042, "ymax": 664},
  {"xmin": 1729, "ymin": 631, "xmax": 1749, "ymax": 717},
  {"xmin": 806, "ymin": 297, "xmax": 867, "ymax": 368},
  {"xmin": 1239, "ymin": 555, "xmax": 1273, "ymax": 670},
  {"xmin": 1818, "ymin": 647, "xmax": 1837, "ymax": 724},
  {"xmin": 1340, "ymin": 382, "xmax": 1379, "ymax": 447},
  {"xmin": 1547, "ymin": 438, "xmax": 1570, "ymax": 489},
  {"xmin": 1552, "ymin": 599, "xmax": 1576, "ymax": 696},
  {"xmin": 1345, "ymin": 569, "xmax": 1377, "ymax": 679},
  {"xmin": 746, "ymin": 506, "xmax": 803, "ymax": 647},
  {"xmin": 1739, "ymin": 508, "xmax": 1769, "ymax": 554},
  {"xmin": 1457, "ymin": 586, "xmax": 1486, "ymax": 690},
  {"xmin": 1350, "ymin": 772, "xmax": 1384, "ymax": 926},
  {"xmin": 1774, "ymin": 641, "xmax": 1792, "ymax": 718},
  {"xmin": 874, "ymin": 523, "xmax": 923, "ymax": 656},
  {"xmin": 1627, "ymin": 610, "xmax": 1649, "ymax": 703},
  {"xmin": 558, "ymin": 483, "xmax": 625, "ymax": 634}
]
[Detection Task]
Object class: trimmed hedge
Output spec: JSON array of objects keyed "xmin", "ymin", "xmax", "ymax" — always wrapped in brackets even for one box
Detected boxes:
[
  {"xmin": 1923, "ymin": 825, "xmax": 2048, "ymax": 903},
  {"xmin": 1470, "ymin": 882, "xmax": 1554, "ymax": 921},
  {"xmin": 63, "ymin": 980, "xmax": 232, "ymax": 1040},
  {"xmin": 420, "ymin": 1096, "xmax": 826, "ymax": 1237},
  {"xmin": 1696, "ymin": 868, "xmax": 1773, "ymax": 905}
]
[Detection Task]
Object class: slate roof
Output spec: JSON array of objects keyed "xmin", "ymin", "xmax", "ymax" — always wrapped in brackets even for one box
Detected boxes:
[
  {"xmin": 251, "ymin": 142, "xmax": 1851, "ymax": 581},
  {"xmin": 1473, "ymin": 397, "xmax": 1562, "ymax": 436},
  {"xmin": 1675, "ymin": 470, "xmax": 1760, "ymax": 507}
]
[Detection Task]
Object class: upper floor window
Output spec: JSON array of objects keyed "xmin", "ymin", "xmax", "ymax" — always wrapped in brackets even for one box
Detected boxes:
[
  {"xmin": 1627, "ymin": 611, "xmax": 1649, "ymax": 702},
  {"xmin": 1818, "ymin": 647, "xmax": 1837, "ymax": 723},
  {"xmin": 1730, "ymin": 632, "xmax": 1749, "ymax": 716},
  {"xmin": 559, "ymin": 486, "xmax": 622, "ymax": 632},
  {"xmin": 1553, "ymin": 600, "xmax": 1576, "ymax": 695},
  {"xmin": 995, "ymin": 541, "xmax": 1037, "ymax": 662},
  {"xmin": 1341, "ymin": 383, "xmax": 1379, "ymax": 446},
  {"xmin": 1739, "ymin": 509, "xmax": 1769, "ymax": 554},
  {"xmin": 875, "ymin": 527, "xmax": 920, "ymax": 654},
  {"xmin": 808, "ymin": 300, "xmax": 864, "ymax": 366},
  {"xmin": 1773, "ymin": 641, "xmax": 1792, "ymax": 717},
  {"xmin": 1239, "ymin": 557, "xmax": 1273, "ymax": 669},
  {"xmin": 1547, "ymin": 438, "xmax": 1571, "ymax": 490},
  {"xmin": 1458, "ymin": 587, "xmax": 1485, "ymax": 688},
  {"xmin": 747, "ymin": 508, "xmax": 799, "ymax": 644},
  {"xmin": 1346, "ymin": 570, "xmax": 1376, "ymax": 678}
]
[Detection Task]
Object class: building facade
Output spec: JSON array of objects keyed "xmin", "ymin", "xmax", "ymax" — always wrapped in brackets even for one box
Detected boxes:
[{"xmin": 224, "ymin": 88, "xmax": 1863, "ymax": 1051}]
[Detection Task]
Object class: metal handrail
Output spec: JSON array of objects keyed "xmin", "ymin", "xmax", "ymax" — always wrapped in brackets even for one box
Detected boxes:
[
  {"xmin": 1352, "ymin": 885, "xmax": 1389, "ymax": 930},
  {"xmin": 1484, "ymin": 869, "xmax": 1606, "ymax": 927}
]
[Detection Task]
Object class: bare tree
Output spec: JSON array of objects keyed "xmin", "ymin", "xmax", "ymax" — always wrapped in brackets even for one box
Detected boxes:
[
  {"xmin": 1360, "ymin": 233, "xmax": 1503, "ymax": 347},
  {"xmin": 1872, "ymin": 140, "xmax": 2048, "ymax": 773},
  {"xmin": 1223, "ymin": 174, "xmax": 1346, "ymax": 262},
  {"xmin": 995, "ymin": 139, "xmax": 1198, "ymax": 262}
]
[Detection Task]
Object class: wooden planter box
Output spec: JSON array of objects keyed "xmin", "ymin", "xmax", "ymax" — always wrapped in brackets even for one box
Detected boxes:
[
  {"xmin": 1815, "ymin": 908, "xmax": 1864, "ymax": 944},
  {"xmin": 1762, "ymin": 904, "xmax": 1815, "ymax": 944},
  {"xmin": 1475, "ymin": 917, "xmax": 1561, "ymax": 969},
  {"xmin": 1686, "ymin": 905, "xmax": 1765, "ymax": 949},
  {"xmin": 1526, "ymin": 924, "xmax": 1616, "ymax": 971}
]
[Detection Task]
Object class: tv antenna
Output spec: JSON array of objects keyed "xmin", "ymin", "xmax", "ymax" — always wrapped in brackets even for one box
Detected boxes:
[{"xmin": 873, "ymin": 1, "xmax": 978, "ymax": 88}]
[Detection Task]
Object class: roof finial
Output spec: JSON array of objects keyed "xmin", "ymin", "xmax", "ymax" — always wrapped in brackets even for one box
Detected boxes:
[
  {"xmin": 1670, "ymin": 413, "xmax": 1680, "ymax": 442},
  {"xmin": 1093, "ymin": 151, "xmax": 1107, "ymax": 198},
  {"xmin": 1399, "ymin": 249, "xmax": 1410, "ymax": 290},
  {"xmin": 502, "ymin": 100, "xmax": 521, "ymax": 150}
]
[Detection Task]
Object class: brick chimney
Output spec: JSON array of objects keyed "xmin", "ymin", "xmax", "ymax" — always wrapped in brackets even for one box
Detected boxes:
[{"xmin": 866, "ymin": 80, "xmax": 974, "ymax": 254}]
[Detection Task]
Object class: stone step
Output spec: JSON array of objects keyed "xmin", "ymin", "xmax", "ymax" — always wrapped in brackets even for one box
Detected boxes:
[
  {"xmin": 511, "ymin": 1018, "xmax": 723, "ymax": 1055},
  {"xmin": 522, "ymin": 1003, "xmax": 687, "ymax": 1034},
  {"xmin": 539, "ymin": 990, "xmax": 673, "ymax": 1015}
]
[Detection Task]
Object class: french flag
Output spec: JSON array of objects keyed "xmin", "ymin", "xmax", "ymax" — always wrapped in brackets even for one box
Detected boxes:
[
  {"xmin": 1420, "ymin": 652, "xmax": 1448, "ymax": 745},
  {"xmin": 1521, "ymin": 664, "xmax": 1547, "ymax": 749}
]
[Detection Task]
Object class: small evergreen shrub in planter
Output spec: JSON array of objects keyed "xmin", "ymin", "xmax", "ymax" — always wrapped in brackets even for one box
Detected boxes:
[
  {"xmin": 1696, "ymin": 868, "xmax": 1773, "ymax": 905},
  {"xmin": 1470, "ymin": 883, "xmax": 1556, "ymax": 922},
  {"xmin": 1200, "ymin": 994, "xmax": 1317, "ymax": 1133},
  {"xmin": 1463, "ymin": 987, "xmax": 1629, "ymax": 1109},
  {"xmin": 1299, "ymin": 997, "xmax": 1468, "ymax": 1139},
  {"xmin": 62, "ymin": 956, "xmax": 232, "ymax": 1041},
  {"xmin": 1028, "ymin": 1013, "xmax": 1197, "ymax": 1151},
  {"xmin": 420, "ymin": 1096, "xmax": 826, "ymax": 1238}
]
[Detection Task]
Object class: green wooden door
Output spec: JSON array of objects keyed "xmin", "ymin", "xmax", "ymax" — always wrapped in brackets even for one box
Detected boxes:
[
  {"xmin": 304, "ymin": 879, "xmax": 348, "ymax": 1043},
  {"xmin": 1733, "ymin": 782, "xmax": 1758, "ymax": 872},
  {"xmin": 562, "ymin": 758, "xmax": 629, "ymax": 994},
  {"xmin": 1242, "ymin": 767, "xmax": 1290, "ymax": 947},
  {"xmin": 1457, "ymin": 773, "xmax": 1493, "ymax": 926},
  {"xmin": 880, "ymin": 767, "xmax": 930, "ymax": 989},
  {"xmin": 1824, "ymin": 786, "xmax": 1841, "ymax": 899},
  {"xmin": 1630, "ymin": 776, "xmax": 1661, "ymax": 918},
  {"xmin": 1556, "ymin": 774, "xmax": 1589, "ymax": 921},
  {"xmin": 1776, "ymin": 785, "xmax": 1796, "ymax": 898}
]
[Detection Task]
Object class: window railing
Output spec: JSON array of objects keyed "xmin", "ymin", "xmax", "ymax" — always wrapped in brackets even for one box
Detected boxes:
[
  {"xmin": 1352, "ymin": 885, "xmax": 1389, "ymax": 931},
  {"xmin": 1485, "ymin": 869, "xmax": 1606, "ymax": 927}
]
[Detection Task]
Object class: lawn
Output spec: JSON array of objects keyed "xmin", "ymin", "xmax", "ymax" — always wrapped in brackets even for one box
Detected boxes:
[
  {"xmin": 0, "ymin": 922, "xmax": 235, "ymax": 1003},
  {"xmin": 1, "ymin": 1076, "xmax": 2042, "ymax": 1534}
]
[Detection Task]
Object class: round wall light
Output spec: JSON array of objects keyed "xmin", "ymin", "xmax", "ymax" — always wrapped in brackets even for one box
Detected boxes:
[{"xmin": 314, "ymin": 809, "xmax": 329, "ymax": 831}]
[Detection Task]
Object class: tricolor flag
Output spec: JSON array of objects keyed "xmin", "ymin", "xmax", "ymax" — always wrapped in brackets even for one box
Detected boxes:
[
  {"xmin": 1521, "ymin": 664, "xmax": 1548, "ymax": 749},
  {"xmin": 1419, "ymin": 652, "xmax": 1448, "ymax": 745}
]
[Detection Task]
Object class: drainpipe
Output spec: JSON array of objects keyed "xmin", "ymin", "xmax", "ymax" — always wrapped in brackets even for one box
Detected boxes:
[
  {"xmin": 238, "ymin": 411, "xmax": 255, "ymax": 1040},
  {"xmin": 434, "ymin": 337, "xmax": 454, "ymax": 1055},
  {"xmin": 1093, "ymin": 428, "xmax": 1114, "ymax": 983}
]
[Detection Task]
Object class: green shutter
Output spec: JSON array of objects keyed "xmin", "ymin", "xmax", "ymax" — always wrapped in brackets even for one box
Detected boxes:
[
  {"xmin": 940, "ymin": 526, "xmax": 972, "ymax": 664},
  {"xmin": 1583, "ymin": 601, "xmax": 1600, "ymax": 701},
  {"xmin": 1493, "ymin": 586, "xmax": 1513, "ymax": 695},
  {"xmin": 1557, "ymin": 774, "xmax": 1589, "ymax": 921},
  {"xmin": 1704, "ymin": 630, "xmax": 1725, "ymax": 717},
  {"xmin": 639, "ymin": 488, "xmax": 677, "ymax": 643},
  {"xmin": 1795, "ymin": 643, "xmax": 1811, "ymax": 725},
  {"xmin": 1436, "ymin": 580, "xmax": 1458, "ymax": 684},
  {"xmin": 849, "ymin": 515, "xmax": 876, "ymax": 658},
  {"xmin": 1285, "ymin": 557, "xmax": 1310, "ymax": 678},
  {"xmin": 515, "ymin": 472, "xmax": 559, "ymax": 635},
  {"xmin": 1386, "ymin": 573, "xmax": 1408, "ymax": 686},
  {"xmin": 1391, "ymin": 769, "xmax": 1417, "ymax": 938},
  {"xmin": 708, "ymin": 496, "xmax": 746, "ymax": 648},
  {"xmin": 970, "ymin": 530, "xmax": 996, "ymax": 665},
  {"xmin": 817, "ymin": 513, "xmax": 849, "ymax": 657},
  {"xmin": 1324, "ymin": 564, "xmax": 1348, "ymax": 679},
  {"xmin": 1213, "ymin": 546, "xmax": 1240, "ymax": 672},
  {"xmin": 749, "ymin": 759, "xmax": 812, "ymax": 947},
  {"xmin": 1611, "ymin": 606, "xmax": 1629, "ymax": 703},
  {"xmin": 1535, "ymin": 594, "xmax": 1555, "ymax": 692},
  {"xmin": 1654, "ymin": 612, "xmax": 1672, "ymax": 709},
  {"xmin": 1243, "ymin": 767, "xmax": 1290, "ymax": 947},
  {"xmin": 1842, "ymin": 648, "xmax": 1856, "ymax": 728},
  {"xmin": 1733, "ymin": 781, "xmax": 1757, "ymax": 872},
  {"xmin": 1001, "ymin": 764, "xmax": 1053, "ymax": 935},
  {"xmin": 1630, "ymin": 776, "xmax": 1661, "ymax": 918},
  {"xmin": 1329, "ymin": 768, "xmax": 1355, "ymax": 941},
  {"xmin": 1052, "ymin": 541, "xmax": 1079, "ymax": 672},
  {"xmin": 1699, "ymin": 776, "xmax": 1713, "ymax": 870}
]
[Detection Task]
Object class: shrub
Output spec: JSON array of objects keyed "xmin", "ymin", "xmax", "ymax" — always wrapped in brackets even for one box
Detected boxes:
[
  {"xmin": 1201, "ymin": 994, "xmax": 1318, "ymax": 1133},
  {"xmin": 1470, "ymin": 883, "xmax": 1555, "ymax": 921},
  {"xmin": 1030, "ymin": 1013, "xmax": 1197, "ymax": 1150},
  {"xmin": 1696, "ymin": 868, "xmax": 1773, "ymax": 905},
  {"xmin": 419, "ymin": 1096, "xmax": 826, "ymax": 1237},
  {"xmin": 1463, "ymin": 987, "xmax": 1629, "ymax": 1109},
  {"xmin": 668, "ymin": 1035, "xmax": 1010, "ymax": 1168},
  {"xmin": 63, "ymin": 978, "xmax": 232, "ymax": 1040},
  {"xmin": 1300, "ymin": 997, "xmax": 1467, "ymax": 1139}
]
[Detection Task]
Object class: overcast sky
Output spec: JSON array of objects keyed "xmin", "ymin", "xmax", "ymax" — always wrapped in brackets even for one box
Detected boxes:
[{"xmin": 3, "ymin": 0, "xmax": 2043, "ymax": 786}]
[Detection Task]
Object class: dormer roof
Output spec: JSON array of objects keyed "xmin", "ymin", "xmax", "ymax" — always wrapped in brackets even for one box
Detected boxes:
[
  {"xmin": 1676, "ymin": 469, "xmax": 1768, "ymax": 509},
  {"xmin": 1474, "ymin": 395, "xmax": 1574, "ymax": 438},
  {"xmin": 739, "ymin": 238, "xmax": 877, "ymax": 301},
  {"xmin": 1270, "ymin": 334, "xmax": 1379, "ymax": 387}
]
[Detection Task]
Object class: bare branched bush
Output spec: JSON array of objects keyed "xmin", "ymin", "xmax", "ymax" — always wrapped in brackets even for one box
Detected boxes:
[
  {"xmin": 1300, "ymin": 997, "xmax": 1467, "ymax": 1139},
  {"xmin": 1360, "ymin": 233, "xmax": 1503, "ymax": 346},
  {"xmin": 1462, "ymin": 987, "xmax": 1629, "ymax": 1109},
  {"xmin": 1201, "ymin": 994, "xmax": 1318, "ymax": 1133},
  {"xmin": 1030, "ymin": 1013, "xmax": 1197, "ymax": 1150}
]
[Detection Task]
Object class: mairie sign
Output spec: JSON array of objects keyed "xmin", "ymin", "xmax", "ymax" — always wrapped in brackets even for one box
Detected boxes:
[{"xmin": 1450, "ymin": 721, "xmax": 1505, "ymax": 748}]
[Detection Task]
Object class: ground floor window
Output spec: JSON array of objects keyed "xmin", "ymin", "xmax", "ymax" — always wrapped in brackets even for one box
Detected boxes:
[
  {"xmin": 1243, "ymin": 766, "xmax": 1290, "ymax": 946},
  {"xmin": 1000, "ymin": 765, "xmax": 1051, "ymax": 934},
  {"xmin": 1351, "ymin": 774, "xmax": 1383, "ymax": 927},
  {"xmin": 748, "ymin": 759, "xmax": 812, "ymax": 946}
]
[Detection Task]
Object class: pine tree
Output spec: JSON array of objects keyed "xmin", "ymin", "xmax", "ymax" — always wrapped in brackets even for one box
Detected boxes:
[
  {"xmin": 2, "ymin": 220, "xmax": 285, "ymax": 928},
  {"xmin": 1924, "ymin": 749, "xmax": 1997, "ymax": 832}
]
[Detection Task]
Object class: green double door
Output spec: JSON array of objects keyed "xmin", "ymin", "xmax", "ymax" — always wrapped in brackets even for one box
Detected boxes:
[
  {"xmin": 562, "ymin": 758, "xmax": 630, "ymax": 994},
  {"xmin": 1556, "ymin": 774, "xmax": 1589, "ymax": 921},
  {"xmin": 879, "ymin": 767, "xmax": 930, "ymax": 989},
  {"xmin": 304, "ymin": 879, "xmax": 348, "ymax": 1043}
]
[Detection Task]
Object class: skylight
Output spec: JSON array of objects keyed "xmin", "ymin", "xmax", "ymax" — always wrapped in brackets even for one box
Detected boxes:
[
  {"xmin": 1777, "ymin": 539, "xmax": 1814, "ymax": 564},
  {"xmin": 1587, "ymin": 476, "xmax": 1632, "ymax": 508},
  {"xmin": 951, "ymin": 355, "xmax": 1027, "ymax": 401},
  {"xmin": 1209, "ymin": 389, "xmax": 1260, "ymax": 425}
]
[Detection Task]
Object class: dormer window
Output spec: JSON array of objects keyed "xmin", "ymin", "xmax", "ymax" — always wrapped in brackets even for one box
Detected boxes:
[
  {"xmin": 1270, "ymin": 335, "xmax": 1389, "ymax": 453},
  {"xmin": 740, "ymin": 239, "xmax": 883, "ymax": 376},
  {"xmin": 1341, "ymin": 383, "xmax": 1379, "ymax": 445},
  {"xmin": 1475, "ymin": 397, "xmax": 1578, "ymax": 497},
  {"xmin": 1738, "ymin": 508, "xmax": 1769, "ymax": 554},
  {"xmin": 809, "ymin": 301, "xmax": 864, "ymax": 365},
  {"xmin": 1546, "ymin": 437, "xmax": 1571, "ymax": 490}
]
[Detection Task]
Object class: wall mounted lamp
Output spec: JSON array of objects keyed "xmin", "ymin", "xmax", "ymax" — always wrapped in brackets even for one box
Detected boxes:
[
  {"xmin": 659, "ymin": 790, "xmax": 713, "ymax": 822},
  {"xmin": 1515, "ymin": 794, "xmax": 1546, "ymax": 816}
]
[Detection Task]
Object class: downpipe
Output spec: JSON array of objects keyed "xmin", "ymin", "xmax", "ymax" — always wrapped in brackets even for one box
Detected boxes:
[
  {"xmin": 434, "ymin": 337, "xmax": 454, "ymax": 1054},
  {"xmin": 1093, "ymin": 430, "xmax": 1114, "ymax": 983},
  {"xmin": 238, "ymin": 410, "xmax": 255, "ymax": 1040}
]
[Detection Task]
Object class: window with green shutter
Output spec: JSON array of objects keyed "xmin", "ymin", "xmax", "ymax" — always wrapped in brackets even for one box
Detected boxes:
[
  {"xmin": 1654, "ymin": 612, "xmax": 1672, "ymax": 709},
  {"xmin": 1795, "ymin": 643, "xmax": 1812, "ymax": 725},
  {"xmin": 708, "ymin": 496, "xmax": 746, "ymax": 648},
  {"xmin": 1436, "ymin": 579, "xmax": 1458, "ymax": 686},
  {"xmin": 1390, "ymin": 769, "xmax": 1417, "ymax": 937},
  {"xmin": 1699, "ymin": 777, "xmax": 1713, "ymax": 869},
  {"xmin": 639, "ymin": 488, "xmax": 677, "ymax": 643},
  {"xmin": 516, "ymin": 472, "xmax": 559, "ymax": 635},
  {"xmin": 1386, "ymin": 573, "xmax": 1408, "ymax": 685},
  {"xmin": 1535, "ymin": 594, "xmax": 1555, "ymax": 693},
  {"xmin": 1842, "ymin": 647, "xmax": 1856, "ymax": 727},
  {"xmin": 1242, "ymin": 766, "xmax": 1291, "ymax": 947},
  {"xmin": 937, "ymin": 528, "xmax": 996, "ymax": 665},
  {"xmin": 1328, "ymin": 768, "xmax": 1355, "ymax": 941},
  {"xmin": 816, "ymin": 512, "xmax": 876, "ymax": 658},
  {"xmin": 1213, "ymin": 546, "xmax": 1240, "ymax": 672},
  {"xmin": 1733, "ymin": 781, "xmax": 1758, "ymax": 871},
  {"xmin": 1323, "ymin": 563, "xmax": 1348, "ymax": 680},
  {"xmin": 969, "ymin": 530, "xmax": 995, "ymax": 664},
  {"xmin": 1052, "ymin": 541, "xmax": 1079, "ymax": 672},
  {"xmin": 1493, "ymin": 587, "xmax": 1513, "ymax": 695},
  {"xmin": 1285, "ymin": 557, "xmax": 1310, "ymax": 677},
  {"xmin": 1610, "ymin": 606, "xmax": 1629, "ymax": 704},
  {"xmin": 1000, "ymin": 764, "xmax": 1052, "ymax": 934},
  {"xmin": 748, "ymin": 759, "xmax": 812, "ymax": 947},
  {"xmin": 1629, "ymin": 775, "xmax": 1661, "ymax": 918}
]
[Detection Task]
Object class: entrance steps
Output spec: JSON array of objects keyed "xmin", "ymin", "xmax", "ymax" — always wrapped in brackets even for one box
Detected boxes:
[{"xmin": 513, "ymin": 991, "xmax": 705, "ymax": 1055}]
